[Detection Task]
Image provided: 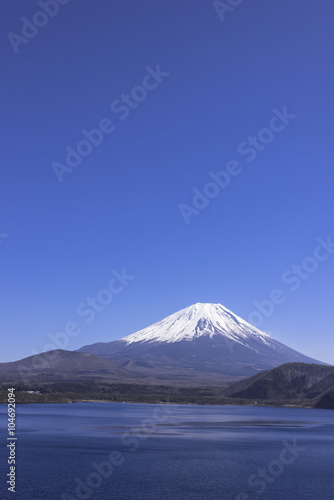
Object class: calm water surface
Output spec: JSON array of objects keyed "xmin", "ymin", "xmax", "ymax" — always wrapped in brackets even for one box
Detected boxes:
[{"xmin": 0, "ymin": 402, "xmax": 333, "ymax": 499}]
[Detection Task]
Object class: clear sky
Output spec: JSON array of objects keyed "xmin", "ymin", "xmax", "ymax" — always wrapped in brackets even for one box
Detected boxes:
[{"xmin": 1, "ymin": 0, "xmax": 333, "ymax": 364}]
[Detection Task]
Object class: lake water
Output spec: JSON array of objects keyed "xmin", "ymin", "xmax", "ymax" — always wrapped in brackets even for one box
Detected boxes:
[{"xmin": 0, "ymin": 402, "xmax": 333, "ymax": 499}]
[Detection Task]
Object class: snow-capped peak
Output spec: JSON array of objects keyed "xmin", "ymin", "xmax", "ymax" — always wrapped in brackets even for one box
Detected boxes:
[{"xmin": 121, "ymin": 302, "xmax": 271, "ymax": 346}]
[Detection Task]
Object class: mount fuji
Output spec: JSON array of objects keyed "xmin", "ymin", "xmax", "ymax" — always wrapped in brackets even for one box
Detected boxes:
[{"xmin": 78, "ymin": 303, "xmax": 326, "ymax": 385}]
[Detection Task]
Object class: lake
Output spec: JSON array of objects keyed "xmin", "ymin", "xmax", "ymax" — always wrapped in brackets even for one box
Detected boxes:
[{"xmin": 0, "ymin": 403, "xmax": 333, "ymax": 499}]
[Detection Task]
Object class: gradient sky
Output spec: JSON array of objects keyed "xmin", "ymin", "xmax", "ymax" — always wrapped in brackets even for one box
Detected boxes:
[{"xmin": 1, "ymin": 0, "xmax": 333, "ymax": 364}]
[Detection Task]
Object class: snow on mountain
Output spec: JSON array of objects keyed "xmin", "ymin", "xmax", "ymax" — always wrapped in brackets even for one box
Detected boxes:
[
  {"xmin": 122, "ymin": 302, "xmax": 271, "ymax": 348},
  {"xmin": 77, "ymin": 302, "xmax": 326, "ymax": 385}
]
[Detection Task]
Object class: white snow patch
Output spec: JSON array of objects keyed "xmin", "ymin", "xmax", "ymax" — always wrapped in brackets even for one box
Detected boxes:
[{"xmin": 121, "ymin": 303, "xmax": 271, "ymax": 347}]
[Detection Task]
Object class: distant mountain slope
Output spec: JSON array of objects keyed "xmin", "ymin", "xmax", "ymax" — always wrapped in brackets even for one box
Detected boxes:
[
  {"xmin": 221, "ymin": 363, "xmax": 334, "ymax": 407},
  {"xmin": 78, "ymin": 303, "xmax": 326, "ymax": 385},
  {"xmin": 0, "ymin": 350, "xmax": 126, "ymax": 384}
]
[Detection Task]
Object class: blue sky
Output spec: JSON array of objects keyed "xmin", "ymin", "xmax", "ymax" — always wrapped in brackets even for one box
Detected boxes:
[{"xmin": 1, "ymin": 0, "xmax": 334, "ymax": 364}]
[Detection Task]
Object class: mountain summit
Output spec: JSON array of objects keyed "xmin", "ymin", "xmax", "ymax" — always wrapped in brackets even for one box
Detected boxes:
[
  {"xmin": 121, "ymin": 302, "xmax": 271, "ymax": 346},
  {"xmin": 78, "ymin": 302, "xmax": 326, "ymax": 385}
]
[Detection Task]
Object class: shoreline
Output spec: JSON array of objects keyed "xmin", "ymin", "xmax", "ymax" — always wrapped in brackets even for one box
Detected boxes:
[{"xmin": 0, "ymin": 398, "xmax": 318, "ymax": 409}]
